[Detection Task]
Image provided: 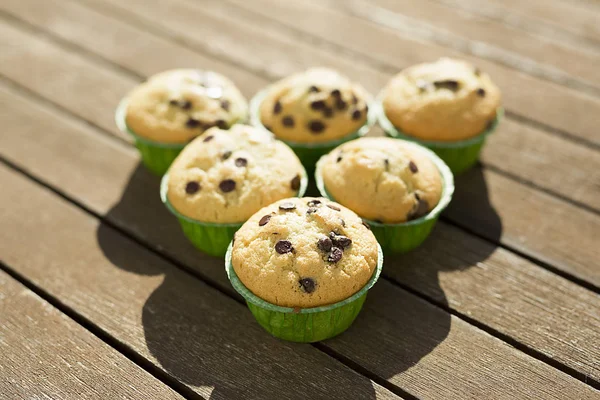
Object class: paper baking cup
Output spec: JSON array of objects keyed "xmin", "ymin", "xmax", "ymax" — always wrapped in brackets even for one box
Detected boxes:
[
  {"xmin": 116, "ymin": 98, "xmax": 186, "ymax": 176},
  {"xmin": 377, "ymin": 101, "xmax": 503, "ymax": 175},
  {"xmin": 315, "ymin": 141, "xmax": 454, "ymax": 254},
  {"xmin": 160, "ymin": 172, "xmax": 308, "ymax": 257},
  {"xmin": 249, "ymin": 89, "xmax": 376, "ymax": 174},
  {"xmin": 226, "ymin": 242, "xmax": 383, "ymax": 342}
]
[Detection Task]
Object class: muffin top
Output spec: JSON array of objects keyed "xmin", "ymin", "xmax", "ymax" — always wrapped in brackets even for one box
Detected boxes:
[
  {"xmin": 167, "ymin": 125, "xmax": 305, "ymax": 223},
  {"xmin": 232, "ymin": 197, "xmax": 378, "ymax": 308},
  {"xmin": 381, "ymin": 58, "xmax": 501, "ymax": 142},
  {"xmin": 319, "ymin": 137, "xmax": 443, "ymax": 224},
  {"xmin": 259, "ymin": 68, "xmax": 371, "ymax": 144},
  {"xmin": 126, "ymin": 69, "xmax": 248, "ymax": 144}
]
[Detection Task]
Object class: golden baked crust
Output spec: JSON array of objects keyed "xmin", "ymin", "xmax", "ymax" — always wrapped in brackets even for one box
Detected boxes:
[
  {"xmin": 320, "ymin": 137, "xmax": 443, "ymax": 223},
  {"xmin": 167, "ymin": 125, "xmax": 304, "ymax": 223},
  {"xmin": 232, "ymin": 197, "xmax": 378, "ymax": 308},
  {"xmin": 126, "ymin": 69, "xmax": 248, "ymax": 144},
  {"xmin": 382, "ymin": 58, "xmax": 501, "ymax": 142},
  {"xmin": 259, "ymin": 68, "xmax": 370, "ymax": 143}
]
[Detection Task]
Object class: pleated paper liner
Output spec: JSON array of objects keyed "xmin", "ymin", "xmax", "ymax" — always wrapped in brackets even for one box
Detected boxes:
[
  {"xmin": 116, "ymin": 98, "xmax": 186, "ymax": 176},
  {"xmin": 249, "ymin": 88, "xmax": 376, "ymax": 175},
  {"xmin": 160, "ymin": 172, "xmax": 308, "ymax": 258},
  {"xmin": 376, "ymin": 100, "xmax": 504, "ymax": 175},
  {"xmin": 315, "ymin": 141, "xmax": 455, "ymax": 254},
  {"xmin": 226, "ymin": 242, "xmax": 383, "ymax": 342}
]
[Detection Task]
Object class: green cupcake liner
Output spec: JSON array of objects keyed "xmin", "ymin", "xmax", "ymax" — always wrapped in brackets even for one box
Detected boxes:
[
  {"xmin": 376, "ymin": 100, "xmax": 504, "ymax": 175},
  {"xmin": 249, "ymin": 89, "xmax": 376, "ymax": 175},
  {"xmin": 226, "ymin": 242, "xmax": 383, "ymax": 342},
  {"xmin": 160, "ymin": 172, "xmax": 308, "ymax": 257},
  {"xmin": 315, "ymin": 141, "xmax": 454, "ymax": 254},
  {"xmin": 116, "ymin": 98, "xmax": 186, "ymax": 176}
]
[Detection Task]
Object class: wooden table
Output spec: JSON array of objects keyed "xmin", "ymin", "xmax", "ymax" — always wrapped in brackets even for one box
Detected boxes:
[{"xmin": 1, "ymin": 0, "xmax": 599, "ymax": 398}]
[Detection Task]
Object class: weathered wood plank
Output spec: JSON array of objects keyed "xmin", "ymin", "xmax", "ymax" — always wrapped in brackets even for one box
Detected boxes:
[
  {"xmin": 435, "ymin": 0, "xmax": 600, "ymax": 43},
  {"xmin": 0, "ymin": 165, "xmax": 400, "ymax": 400},
  {"xmin": 0, "ymin": 270, "xmax": 185, "ymax": 400},
  {"xmin": 1, "ymin": 72, "xmax": 599, "ymax": 385},
  {"xmin": 207, "ymin": 0, "xmax": 600, "ymax": 145},
  {"xmin": 1, "ymin": 6, "xmax": 599, "ymax": 286},
  {"xmin": 332, "ymin": 0, "xmax": 600, "ymax": 91}
]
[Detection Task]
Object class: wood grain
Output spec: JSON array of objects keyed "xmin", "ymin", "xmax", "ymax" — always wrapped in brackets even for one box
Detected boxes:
[
  {"xmin": 3, "ymin": 151, "xmax": 599, "ymax": 400},
  {"xmin": 1, "ymin": 75, "xmax": 599, "ymax": 385},
  {"xmin": 210, "ymin": 0, "xmax": 600, "ymax": 145},
  {"xmin": 0, "ymin": 4, "xmax": 599, "ymax": 284},
  {"xmin": 0, "ymin": 270, "xmax": 184, "ymax": 400},
  {"xmin": 435, "ymin": 0, "xmax": 600, "ymax": 43},
  {"xmin": 0, "ymin": 165, "xmax": 399, "ymax": 400},
  {"xmin": 335, "ymin": 0, "xmax": 600, "ymax": 91}
]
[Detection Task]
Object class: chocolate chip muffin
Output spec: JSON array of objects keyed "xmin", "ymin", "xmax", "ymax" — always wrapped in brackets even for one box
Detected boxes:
[
  {"xmin": 232, "ymin": 197, "xmax": 378, "ymax": 308},
  {"xmin": 319, "ymin": 137, "xmax": 443, "ymax": 224},
  {"xmin": 126, "ymin": 69, "xmax": 248, "ymax": 143},
  {"xmin": 381, "ymin": 58, "xmax": 501, "ymax": 142},
  {"xmin": 259, "ymin": 68, "xmax": 371, "ymax": 144},
  {"xmin": 167, "ymin": 124, "xmax": 305, "ymax": 223}
]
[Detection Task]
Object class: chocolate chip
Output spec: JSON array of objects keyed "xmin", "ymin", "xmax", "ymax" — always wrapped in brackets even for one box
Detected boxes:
[
  {"xmin": 331, "ymin": 89, "xmax": 341, "ymax": 98},
  {"xmin": 221, "ymin": 99, "xmax": 230, "ymax": 111},
  {"xmin": 328, "ymin": 247, "xmax": 343, "ymax": 263},
  {"xmin": 290, "ymin": 175, "xmax": 301, "ymax": 191},
  {"xmin": 221, "ymin": 150, "xmax": 232, "ymax": 160},
  {"xmin": 274, "ymin": 101, "xmax": 282, "ymax": 114},
  {"xmin": 408, "ymin": 196, "xmax": 429, "ymax": 221},
  {"xmin": 259, "ymin": 215, "xmax": 271, "ymax": 226},
  {"xmin": 335, "ymin": 98, "xmax": 347, "ymax": 110},
  {"xmin": 299, "ymin": 277, "xmax": 316, "ymax": 293},
  {"xmin": 282, "ymin": 115, "xmax": 295, "ymax": 127},
  {"xmin": 327, "ymin": 204, "xmax": 341, "ymax": 211},
  {"xmin": 307, "ymin": 199, "xmax": 321, "ymax": 207},
  {"xmin": 275, "ymin": 240, "xmax": 293, "ymax": 254},
  {"xmin": 279, "ymin": 202, "xmax": 296, "ymax": 211},
  {"xmin": 219, "ymin": 179, "xmax": 236, "ymax": 193},
  {"xmin": 409, "ymin": 161, "xmax": 418, "ymax": 173},
  {"xmin": 434, "ymin": 80, "xmax": 460, "ymax": 91},
  {"xmin": 310, "ymin": 100, "xmax": 326, "ymax": 110},
  {"xmin": 181, "ymin": 100, "xmax": 192, "ymax": 110},
  {"xmin": 317, "ymin": 237, "xmax": 333, "ymax": 252},
  {"xmin": 185, "ymin": 181, "xmax": 200, "ymax": 194},
  {"xmin": 336, "ymin": 155, "xmax": 343, "ymax": 163},
  {"xmin": 477, "ymin": 88, "xmax": 486, "ymax": 97},
  {"xmin": 323, "ymin": 107, "xmax": 334, "ymax": 118},
  {"xmin": 339, "ymin": 218, "xmax": 346, "ymax": 227},
  {"xmin": 186, "ymin": 118, "xmax": 201, "ymax": 128},
  {"xmin": 169, "ymin": 99, "xmax": 179, "ymax": 106},
  {"xmin": 330, "ymin": 233, "xmax": 352, "ymax": 249},
  {"xmin": 306, "ymin": 207, "xmax": 318, "ymax": 215},
  {"xmin": 384, "ymin": 159, "xmax": 389, "ymax": 170},
  {"xmin": 362, "ymin": 220, "xmax": 371, "ymax": 230},
  {"xmin": 308, "ymin": 120, "xmax": 326, "ymax": 134},
  {"xmin": 235, "ymin": 157, "xmax": 247, "ymax": 167},
  {"xmin": 308, "ymin": 86, "xmax": 320, "ymax": 93},
  {"xmin": 203, "ymin": 135, "xmax": 214, "ymax": 142},
  {"xmin": 351, "ymin": 109, "xmax": 362, "ymax": 120},
  {"xmin": 216, "ymin": 119, "xmax": 227, "ymax": 129}
]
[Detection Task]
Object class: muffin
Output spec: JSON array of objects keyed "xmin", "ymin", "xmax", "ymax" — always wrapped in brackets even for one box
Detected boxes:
[
  {"xmin": 227, "ymin": 197, "xmax": 383, "ymax": 342},
  {"xmin": 117, "ymin": 69, "xmax": 248, "ymax": 175},
  {"xmin": 251, "ymin": 68, "xmax": 374, "ymax": 171},
  {"xmin": 232, "ymin": 197, "xmax": 378, "ymax": 308},
  {"xmin": 162, "ymin": 124, "xmax": 306, "ymax": 256},
  {"xmin": 381, "ymin": 58, "xmax": 501, "ymax": 142},
  {"xmin": 316, "ymin": 137, "xmax": 454, "ymax": 254},
  {"xmin": 127, "ymin": 69, "xmax": 248, "ymax": 143}
]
